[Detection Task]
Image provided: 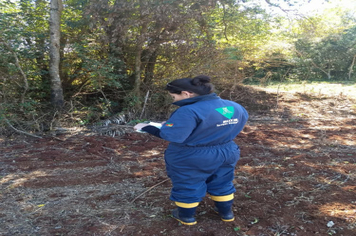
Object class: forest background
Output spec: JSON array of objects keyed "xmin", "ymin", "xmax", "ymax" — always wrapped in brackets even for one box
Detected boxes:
[{"xmin": 1, "ymin": 0, "xmax": 356, "ymax": 135}]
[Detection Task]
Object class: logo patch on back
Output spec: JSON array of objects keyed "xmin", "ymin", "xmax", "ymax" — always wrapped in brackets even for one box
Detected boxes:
[
  {"xmin": 165, "ymin": 123, "xmax": 174, "ymax": 127},
  {"xmin": 215, "ymin": 106, "xmax": 234, "ymax": 119}
]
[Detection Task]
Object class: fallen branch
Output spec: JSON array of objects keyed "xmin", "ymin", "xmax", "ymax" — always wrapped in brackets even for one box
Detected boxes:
[
  {"xmin": 130, "ymin": 178, "xmax": 170, "ymax": 203},
  {"xmin": 4, "ymin": 117, "xmax": 42, "ymax": 139}
]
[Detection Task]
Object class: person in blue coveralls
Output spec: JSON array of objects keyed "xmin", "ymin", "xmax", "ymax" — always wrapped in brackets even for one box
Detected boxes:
[{"xmin": 134, "ymin": 75, "xmax": 248, "ymax": 225}]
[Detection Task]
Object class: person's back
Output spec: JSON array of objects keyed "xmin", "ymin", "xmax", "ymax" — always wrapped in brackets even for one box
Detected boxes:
[
  {"xmin": 160, "ymin": 94, "xmax": 248, "ymax": 146},
  {"xmin": 134, "ymin": 75, "xmax": 249, "ymax": 225}
]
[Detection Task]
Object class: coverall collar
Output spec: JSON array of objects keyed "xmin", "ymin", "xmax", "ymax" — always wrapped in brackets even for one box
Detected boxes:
[{"xmin": 172, "ymin": 93, "xmax": 219, "ymax": 107}]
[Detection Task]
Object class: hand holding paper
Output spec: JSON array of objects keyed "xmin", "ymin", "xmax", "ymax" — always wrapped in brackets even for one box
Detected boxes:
[
  {"xmin": 134, "ymin": 123, "xmax": 150, "ymax": 131},
  {"xmin": 134, "ymin": 122, "xmax": 162, "ymax": 132}
]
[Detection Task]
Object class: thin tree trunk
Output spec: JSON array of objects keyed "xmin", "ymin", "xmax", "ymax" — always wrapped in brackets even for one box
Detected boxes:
[
  {"xmin": 133, "ymin": 23, "xmax": 148, "ymax": 97},
  {"xmin": 134, "ymin": 50, "xmax": 143, "ymax": 96},
  {"xmin": 49, "ymin": 0, "xmax": 64, "ymax": 108},
  {"xmin": 35, "ymin": 0, "xmax": 50, "ymax": 91},
  {"xmin": 348, "ymin": 55, "xmax": 356, "ymax": 80},
  {"xmin": 327, "ymin": 67, "xmax": 331, "ymax": 80}
]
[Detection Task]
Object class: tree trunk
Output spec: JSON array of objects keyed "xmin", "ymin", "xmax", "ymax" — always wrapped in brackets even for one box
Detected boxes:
[
  {"xmin": 133, "ymin": 23, "xmax": 148, "ymax": 97},
  {"xmin": 348, "ymin": 55, "xmax": 356, "ymax": 80},
  {"xmin": 49, "ymin": 0, "xmax": 64, "ymax": 108},
  {"xmin": 143, "ymin": 49, "xmax": 157, "ymax": 85},
  {"xmin": 133, "ymin": 50, "xmax": 143, "ymax": 96}
]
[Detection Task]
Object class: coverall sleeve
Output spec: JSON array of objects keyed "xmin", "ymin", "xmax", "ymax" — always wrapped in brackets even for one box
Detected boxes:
[
  {"xmin": 159, "ymin": 107, "xmax": 198, "ymax": 143},
  {"xmin": 141, "ymin": 125, "xmax": 161, "ymax": 138}
]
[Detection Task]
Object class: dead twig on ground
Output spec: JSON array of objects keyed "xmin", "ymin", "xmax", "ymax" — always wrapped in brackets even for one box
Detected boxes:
[{"xmin": 130, "ymin": 178, "xmax": 170, "ymax": 203}]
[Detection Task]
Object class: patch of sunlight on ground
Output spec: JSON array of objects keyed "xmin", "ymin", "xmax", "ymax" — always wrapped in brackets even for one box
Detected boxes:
[
  {"xmin": 252, "ymin": 82, "xmax": 356, "ymax": 99},
  {"xmin": 1, "ymin": 171, "xmax": 48, "ymax": 188},
  {"xmin": 319, "ymin": 202, "xmax": 356, "ymax": 222}
]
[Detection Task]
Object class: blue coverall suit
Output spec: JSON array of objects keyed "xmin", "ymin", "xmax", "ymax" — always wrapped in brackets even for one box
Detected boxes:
[{"xmin": 142, "ymin": 93, "xmax": 248, "ymax": 208}]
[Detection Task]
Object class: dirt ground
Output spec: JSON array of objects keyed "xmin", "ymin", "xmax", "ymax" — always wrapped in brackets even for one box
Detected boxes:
[{"xmin": 1, "ymin": 87, "xmax": 355, "ymax": 236}]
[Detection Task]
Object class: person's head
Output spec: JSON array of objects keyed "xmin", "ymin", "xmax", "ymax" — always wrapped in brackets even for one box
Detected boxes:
[{"xmin": 165, "ymin": 75, "xmax": 214, "ymax": 102}]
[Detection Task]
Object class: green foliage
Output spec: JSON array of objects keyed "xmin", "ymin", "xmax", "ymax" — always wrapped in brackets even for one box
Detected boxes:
[
  {"xmin": 1, "ymin": 0, "xmax": 356, "ymax": 134},
  {"xmin": 65, "ymin": 41, "xmax": 126, "ymax": 90},
  {"xmin": 233, "ymin": 226, "xmax": 241, "ymax": 231},
  {"xmin": 294, "ymin": 25, "xmax": 356, "ymax": 81}
]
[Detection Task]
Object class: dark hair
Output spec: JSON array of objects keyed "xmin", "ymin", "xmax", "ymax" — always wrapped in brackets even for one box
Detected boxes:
[{"xmin": 165, "ymin": 75, "xmax": 214, "ymax": 95}]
